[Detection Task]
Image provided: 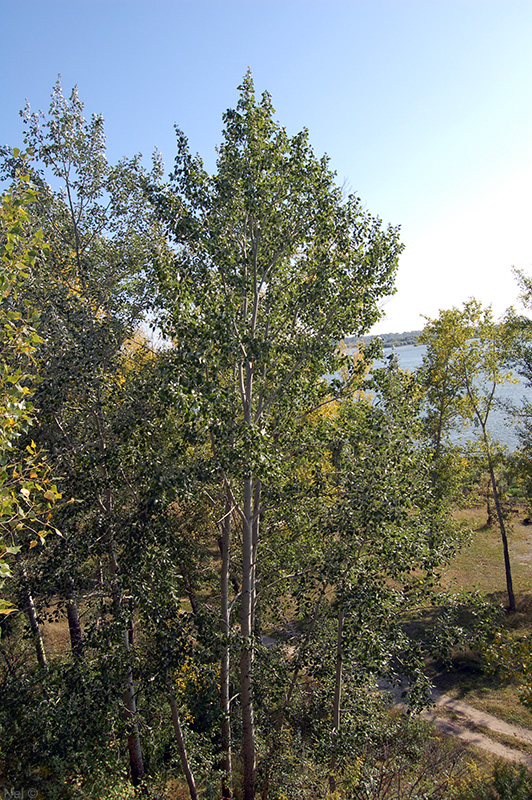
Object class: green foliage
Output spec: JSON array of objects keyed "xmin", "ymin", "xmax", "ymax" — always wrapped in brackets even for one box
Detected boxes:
[
  {"xmin": 0, "ymin": 76, "xmax": 503, "ymax": 800},
  {"xmin": 148, "ymin": 71, "xmax": 407, "ymax": 798},
  {"xmin": 0, "ymin": 84, "xmax": 175, "ymax": 792},
  {"xmin": 426, "ymin": 589, "xmax": 503, "ymax": 667},
  {"xmin": 151, "ymin": 69, "xmax": 403, "ymax": 438},
  {"xmin": 420, "ymin": 300, "xmax": 518, "ymax": 610},
  {"xmin": 419, "ymin": 301, "xmax": 515, "ymax": 465},
  {"xmin": 486, "ymin": 629, "xmax": 532, "ymax": 708},
  {"xmin": 0, "ymin": 164, "xmax": 61, "ymax": 610},
  {"xmin": 0, "ymin": 659, "xmax": 126, "ymax": 797},
  {"xmin": 504, "ymin": 271, "xmax": 532, "ymax": 512},
  {"xmin": 249, "ymin": 357, "xmax": 469, "ymax": 796}
]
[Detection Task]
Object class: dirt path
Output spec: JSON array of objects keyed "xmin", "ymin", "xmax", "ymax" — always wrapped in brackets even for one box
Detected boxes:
[
  {"xmin": 380, "ymin": 679, "xmax": 532, "ymax": 766},
  {"xmin": 424, "ymin": 690, "xmax": 532, "ymax": 768}
]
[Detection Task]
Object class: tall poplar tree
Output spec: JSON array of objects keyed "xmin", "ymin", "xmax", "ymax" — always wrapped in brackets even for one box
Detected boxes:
[{"xmin": 152, "ymin": 71, "xmax": 403, "ymax": 800}]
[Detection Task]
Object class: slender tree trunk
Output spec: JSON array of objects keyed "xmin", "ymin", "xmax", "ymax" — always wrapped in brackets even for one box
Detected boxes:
[
  {"xmin": 179, "ymin": 560, "xmax": 200, "ymax": 616},
  {"xmin": 18, "ymin": 558, "xmax": 47, "ymax": 669},
  {"xmin": 260, "ymin": 591, "xmax": 325, "ymax": 798},
  {"xmin": 241, "ymin": 476, "xmax": 256, "ymax": 800},
  {"xmin": 168, "ymin": 683, "xmax": 199, "ymax": 800},
  {"xmin": 485, "ymin": 483, "xmax": 494, "ymax": 527},
  {"xmin": 219, "ymin": 491, "xmax": 233, "ymax": 799},
  {"xmin": 485, "ymin": 441, "xmax": 516, "ymax": 611},
  {"xmin": 115, "ymin": 577, "xmax": 145, "ymax": 785},
  {"xmin": 169, "ymin": 692, "xmax": 198, "ymax": 800},
  {"xmin": 464, "ymin": 372, "xmax": 515, "ymax": 612},
  {"xmin": 65, "ymin": 574, "xmax": 84, "ymax": 660},
  {"xmin": 107, "ymin": 537, "xmax": 145, "ymax": 784},
  {"xmin": 123, "ymin": 629, "xmax": 145, "ymax": 787},
  {"xmin": 428, "ymin": 408, "xmax": 445, "ymax": 551},
  {"xmin": 93, "ymin": 394, "xmax": 146, "ymax": 785},
  {"xmin": 63, "ymin": 182, "xmax": 145, "ymax": 779},
  {"xmin": 329, "ymin": 606, "xmax": 345, "ymax": 794},
  {"xmin": 251, "ymin": 480, "xmax": 260, "ymax": 622}
]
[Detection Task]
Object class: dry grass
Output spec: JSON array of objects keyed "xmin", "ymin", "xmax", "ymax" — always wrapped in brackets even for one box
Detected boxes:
[
  {"xmin": 42, "ymin": 610, "xmax": 72, "ymax": 655},
  {"xmin": 441, "ymin": 506, "xmax": 532, "ymax": 596}
]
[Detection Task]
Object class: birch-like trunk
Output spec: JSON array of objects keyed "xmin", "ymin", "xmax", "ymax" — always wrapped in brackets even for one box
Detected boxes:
[
  {"xmin": 329, "ymin": 606, "xmax": 345, "ymax": 794},
  {"xmin": 219, "ymin": 491, "xmax": 233, "ymax": 798},
  {"xmin": 485, "ymin": 439, "xmax": 515, "ymax": 611},
  {"xmin": 108, "ymin": 540, "xmax": 145, "ymax": 785},
  {"xmin": 64, "ymin": 574, "xmax": 84, "ymax": 660},
  {"xmin": 465, "ymin": 375, "xmax": 515, "ymax": 613},
  {"xmin": 168, "ymin": 685, "xmax": 199, "ymax": 800},
  {"xmin": 241, "ymin": 476, "xmax": 256, "ymax": 800},
  {"xmin": 18, "ymin": 559, "xmax": 47, "ymax": 670},
  {"xmin": 123, "ymin": 627, "xmax": 145, "ymax": 787},
  {"xmin": 93, "ymin": 395, "xmax": 145, "ymax": 785}
]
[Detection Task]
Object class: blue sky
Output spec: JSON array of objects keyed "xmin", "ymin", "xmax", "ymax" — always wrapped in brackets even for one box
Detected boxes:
[{"xmin": 2, "ymin": 0, "xmax": 532, "ymax": 333}]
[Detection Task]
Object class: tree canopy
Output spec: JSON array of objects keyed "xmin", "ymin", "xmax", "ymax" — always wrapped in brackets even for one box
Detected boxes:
[{"xmin": 0, "ymin": 75, "xmax": 506, "ymax": 800}]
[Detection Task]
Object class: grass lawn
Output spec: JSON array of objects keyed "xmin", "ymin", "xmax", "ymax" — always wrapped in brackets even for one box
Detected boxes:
[{"xmin": 441, "ymin": 506, "xmax": 532, "ymax": 598}]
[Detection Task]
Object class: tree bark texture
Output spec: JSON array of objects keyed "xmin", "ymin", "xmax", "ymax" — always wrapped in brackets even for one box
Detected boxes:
[
  {"xmin": 219, "ymin": 491, "xmax": 234, "ymax": 798},
  {"xmin": 64, "ymin": 574, "xmax": 84, "ymax": 660},
  {"xmin": 241, "ymin": 476, "xmax": 256, "ymax": 800},
  {"xmin": 329, "ymin": 606, "xmax": 345, "ymax": 794},
  {"xmin": 18, "ymin": 558, "xmax": 47, "ymax": 670},
  {"xmin": 169, "ymin": 686, "xmax": 199, "ymax": 800},
  {"xmin": 124, "ymin": 650, "xmax": 145, "ymax": 787},
  {"xmin": 486, "ymin": 446, "xmax": 516, "ymax": 611},
  {"xmin": 108, "ymin": 532, "xmax": 146, "ymax": 784}
]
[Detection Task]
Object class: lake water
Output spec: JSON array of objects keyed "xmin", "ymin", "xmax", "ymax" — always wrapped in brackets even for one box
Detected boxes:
[{"xmin": 379, "ymin": 343, "xmax": 528, "ymax": 451}]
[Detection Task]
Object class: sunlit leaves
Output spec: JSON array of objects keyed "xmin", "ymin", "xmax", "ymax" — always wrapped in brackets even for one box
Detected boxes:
[
  {"xmin": 0, "ymin": 167, "xmax": 60, "ymax": 594},
  {"xmin": 151, "ymin": 71, "xmax": 404, "ymax": 484}
]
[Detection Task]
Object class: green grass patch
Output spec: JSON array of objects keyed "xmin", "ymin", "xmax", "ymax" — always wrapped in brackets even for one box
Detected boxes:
[{"xmin": 441, "ymin": 507, "xmax": 532, "ymax": 596}]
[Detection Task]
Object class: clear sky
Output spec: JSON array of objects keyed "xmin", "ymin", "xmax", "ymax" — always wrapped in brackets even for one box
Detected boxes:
[{"xmin": 2, "ymin": 0, "xmax": 532, "ymax": 334}]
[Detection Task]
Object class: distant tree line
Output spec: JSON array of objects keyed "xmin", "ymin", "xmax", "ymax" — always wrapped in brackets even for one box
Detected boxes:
[{"xmin": 345, "ymin": 330, "xmax": 423, "ymax": 349}]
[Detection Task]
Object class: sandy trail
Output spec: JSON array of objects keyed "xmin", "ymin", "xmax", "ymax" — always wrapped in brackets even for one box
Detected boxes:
[
  {"xmin": 423, "ymin": 690, "xmax": 532, "ymax": 767},
  {"xmin": 386, "ymin": 678, "xmax": 532, "ymax": 766}
]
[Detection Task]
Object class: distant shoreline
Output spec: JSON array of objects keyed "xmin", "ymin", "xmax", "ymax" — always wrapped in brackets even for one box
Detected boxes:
[{"xmin": 344, "ymin": 330, "xmax": 422, "ymax": 349}]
